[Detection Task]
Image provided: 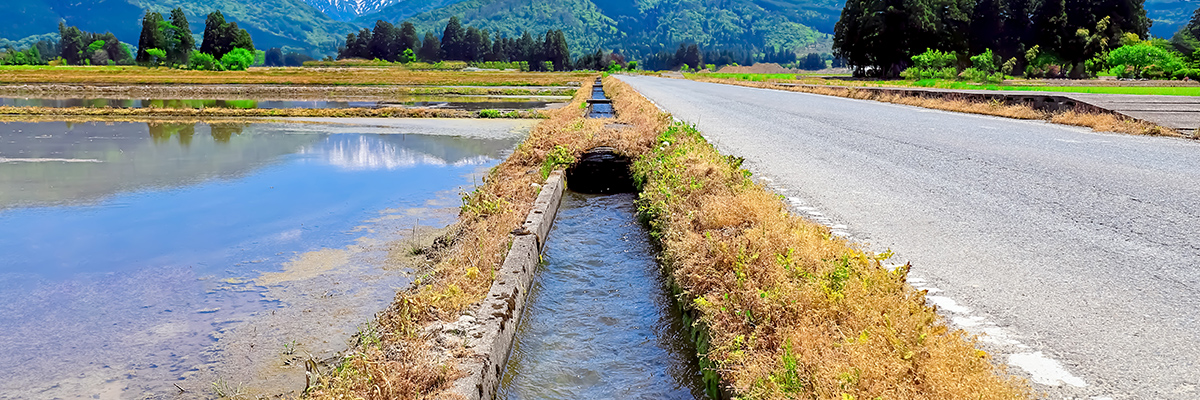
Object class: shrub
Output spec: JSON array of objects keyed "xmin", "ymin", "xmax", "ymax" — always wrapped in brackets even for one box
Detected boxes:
[
  {"xmin": 1108, "ymin": 43, "xmax": 1186, "ymax": 79},
  {"xmin": 970, "ymin": 49, "xmax": 998, "ymax": 73},
  {"xmin": 145, "ymin": 48, "xmax": 166, "ymax": 66},
  {"xmin": 189, "ymin": 52, "xmax": 221, "ymax": 71},
  {"xmin": 477, "ymin": 109, "xmax": 502, "ymax": 118},
  {"xmin": 626, "ymin": 60, "xmax": 638, "ymax": 71},
  {"xmin": 1173, "ymin": 68, "xmax": 1200, "ymax": 80},
  {"xmin": 1001, "ymin": 57, "xmax": 1017, "ymax": 76},
  {"xmin": 911, "ymin": 48, "xmax": 957, "ymax": 70},
  {"xmin": 220, "ymin": 48, "xmax": 254, "ymax": 71}
]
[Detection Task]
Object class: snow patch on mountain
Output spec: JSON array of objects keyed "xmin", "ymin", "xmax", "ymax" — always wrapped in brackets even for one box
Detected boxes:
[{"xmin": 305, "ymin": 0, "xmax": 400, "ymax": 21}]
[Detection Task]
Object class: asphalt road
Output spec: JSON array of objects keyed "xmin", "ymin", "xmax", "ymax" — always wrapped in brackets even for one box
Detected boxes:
[{"xmin": 618, "ymin": 75, "xmax": 1200, "ymax": 399}]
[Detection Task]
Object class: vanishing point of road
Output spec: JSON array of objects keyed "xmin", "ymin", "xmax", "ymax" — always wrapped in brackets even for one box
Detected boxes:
[{"xmin": 619, "ymin": 75, "xmax": 1200, "ymax": 399}]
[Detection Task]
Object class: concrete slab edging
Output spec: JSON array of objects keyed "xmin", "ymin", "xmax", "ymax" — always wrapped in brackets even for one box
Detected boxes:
[{"xmin": 447, "ymin": 170, "xmax": 565, "ymax": 400}]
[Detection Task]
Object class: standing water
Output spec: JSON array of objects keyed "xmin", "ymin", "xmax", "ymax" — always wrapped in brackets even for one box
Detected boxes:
[
  {"xmin": 498, "ymin": 192, "xmax": 707, "ymax": 399},
  {"xmin": 0, "ymin": 119, "xmax": 530, "ymax": 398}
]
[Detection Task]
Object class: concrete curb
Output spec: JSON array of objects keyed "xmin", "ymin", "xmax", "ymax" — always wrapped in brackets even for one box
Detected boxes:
[{"xmin": 447, "ymin": 170, "xmax": 565, "ymax": 400}]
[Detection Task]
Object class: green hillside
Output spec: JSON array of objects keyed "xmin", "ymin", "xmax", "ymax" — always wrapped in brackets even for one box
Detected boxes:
[
  {"xmin": 0, "ymin": 0, "xmax": 354, "ymax": 56},
  {"xmin": 362, "ymin": 0, "xmax": 834, "ymax": 56},
  {"xmin": 2, "ymin": 0, "xmax": 1190, "ymax": 59}
]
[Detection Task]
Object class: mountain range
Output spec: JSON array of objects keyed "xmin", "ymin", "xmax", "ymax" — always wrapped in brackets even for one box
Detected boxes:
[
  {"xmin": 0, "ymin": 0, "xmax": 1195, "ymax": 57},
  {"xmin": 307, "ymin": 0, "xmax": 400, "ymax": 21}
]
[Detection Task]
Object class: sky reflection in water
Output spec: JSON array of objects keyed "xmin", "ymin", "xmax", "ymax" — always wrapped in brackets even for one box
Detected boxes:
[{"xmin": 0, "ymin": 121, "xmax": 521, "ymax": 398}]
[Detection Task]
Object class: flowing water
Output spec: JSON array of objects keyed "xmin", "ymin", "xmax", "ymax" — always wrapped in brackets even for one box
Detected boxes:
[
  {"xmin": 0, "ymin": 119, "xmax": 531, "ymax": 399},
  {"xmin": 498, "ymin": 192, "xmax": 707, "ymax": 399},
  {"xmin": 0, "ymin": 97, "xmax": 568, "ymax": 111}
]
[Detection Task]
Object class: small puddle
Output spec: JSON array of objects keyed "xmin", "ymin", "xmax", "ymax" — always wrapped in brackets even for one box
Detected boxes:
[{"xmin": 498, "ymin": 192, "xmax": 707, "ymax": 399}]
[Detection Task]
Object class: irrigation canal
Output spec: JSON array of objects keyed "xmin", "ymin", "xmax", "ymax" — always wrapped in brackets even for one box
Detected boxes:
[{"xmin": 497, "ymin": 192, "xmax": 707, "ymax": 399}]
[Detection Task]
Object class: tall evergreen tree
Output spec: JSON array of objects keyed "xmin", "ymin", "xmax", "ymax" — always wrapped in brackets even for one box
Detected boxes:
[
  {"xmin": 200, "ymin": 11, "xmax": 252, "ymax": 58},
  {"xmin": 441, "ymin": 16, "xmax": 466, "ymax": 60},
  {"xmin": 369, "ymin": 20, "xmax": 397, "ymax": 61},
  {"xmin": 232, "ymin": 26, "xmax": 254, "ymax": 53},
  {"xmin": 464, "ymin": 26, "xmax": 485, "ymax": 62},
  {"xmin": 419, "ymin": 31, "xmax": 440, "ymax": 62},
  {"xmin": 517, "ymin": 31, "xmax": 536, "ymax": 62},
  {"xmin": 399, "ymin": 22, "xmax": 419, "ymax": 53},
  {"xmin": 199, "ymin": 11, "xmax": 227, "ymax": 56},
  {"xmin": 59, "ymin": 23, "xmax": 86, "ymax": 65},
  {"xmin": 265, "ymin": 47, "xmax": 284, "ymax": 66},
  {"xmin": 970, "ymin": 0, "xmax": 1006, "ymax": 55},
  {"xmin": 543, "ymin": 30, "xmax": 570, "ymax": 71},
  {"xmin": 169, "ymin": 8, "xmax": 194, "ymax": 65},
  {"xmin": 136, "ymin": 12, "xmax": 166, "ymax": 64}
]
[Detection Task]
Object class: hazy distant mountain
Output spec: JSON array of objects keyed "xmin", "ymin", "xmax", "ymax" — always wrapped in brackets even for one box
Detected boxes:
[
  {"xmin": 304, "ymin": 0, "xmax": 401, "ymax": 21},
  {"xmin": 1146, "ymin": 0, "xmax": 1197, "ymax": 38}
]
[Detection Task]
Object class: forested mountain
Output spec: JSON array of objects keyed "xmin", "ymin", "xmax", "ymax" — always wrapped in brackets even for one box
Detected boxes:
[
  {"xmin": 357, "ymin": 0, "xmax": 839, "ymax": 59},
  {"xmin": 0, "ymin": 0, "xmax": 354, "ymax": 56},
  {"xmin": 1, "ymin": 0, "xmax": 1195, "ymax": 60}
]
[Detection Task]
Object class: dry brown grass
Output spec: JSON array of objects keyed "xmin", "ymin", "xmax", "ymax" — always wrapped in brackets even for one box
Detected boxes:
[
  {"xmin": 0, "ymin": 66, "xmax": 592, "ymax": 86},
  {"xmin": 306, "ymin": 75, "xmax": 671, "ymax": 399},
  {"xmin": 0, "ymin": 106, "xmax": 544, "ymax": 120},
  {"xmin": 1050, "ymin": 110, "xmax": 1178, "ymax": 136},
  {"xmin": 693, "ymin": 77, "xmax": 1180, "ymax": 137},
  {"xmin": 632, "ymin": 120, "xmax": 1031, "ymax": 399}
]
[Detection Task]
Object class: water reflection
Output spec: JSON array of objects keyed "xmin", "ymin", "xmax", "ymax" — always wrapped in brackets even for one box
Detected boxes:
[
  {"xmin": 0, "ymin": 97, "xmax": 567, "ymax": 111},
  {"xmin": 312, "ymin": 135, "xmax": 494, "ymax": 170},
  {"xmin": 0, "ymin": 120, "xmax": 525, "ymax": 398}
]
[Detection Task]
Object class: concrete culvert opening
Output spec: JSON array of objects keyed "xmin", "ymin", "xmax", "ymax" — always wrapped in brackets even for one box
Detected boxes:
[{"xmin": 566, "ymin": 146, "xmax": 635, "ymax": 194}]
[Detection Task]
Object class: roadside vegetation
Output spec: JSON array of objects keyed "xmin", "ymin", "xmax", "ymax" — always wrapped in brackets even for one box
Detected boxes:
[
  {"xmin": 632, "ymin": 120, "xmax": 1029, "ymax": 400},
  {"xmin": 687, "ymin": 75, "xmax": 1177, "ymax": 137}
]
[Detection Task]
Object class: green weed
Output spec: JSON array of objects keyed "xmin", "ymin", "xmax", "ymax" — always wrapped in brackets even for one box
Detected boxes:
[{"xmin": 539, "ymin": 145, "xmax": 575, "ymax": 179}]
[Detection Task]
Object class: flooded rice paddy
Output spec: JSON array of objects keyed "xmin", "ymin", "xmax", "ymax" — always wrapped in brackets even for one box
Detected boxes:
[
  {"xmin": 498, "ymin": 192, "xmax": 706, "ymax": 399},
  {"xmin": 0, "ymin": 96, "xmax": 570, "ymax": 111},
  {"xmin": 0, "ymin": 119, "xmax": 531, "ymax": 399}
]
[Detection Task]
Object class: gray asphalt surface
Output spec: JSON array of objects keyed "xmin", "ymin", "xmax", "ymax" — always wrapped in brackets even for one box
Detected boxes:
[{"xmin": 618, "ymin": 75, "xmax": 1200, "ymax": 399}]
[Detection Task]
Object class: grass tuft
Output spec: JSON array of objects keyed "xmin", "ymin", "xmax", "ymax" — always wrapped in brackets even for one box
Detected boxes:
[{"xmin": 631, "ymin": 119, "xmax": 1030, "ymax": 399}]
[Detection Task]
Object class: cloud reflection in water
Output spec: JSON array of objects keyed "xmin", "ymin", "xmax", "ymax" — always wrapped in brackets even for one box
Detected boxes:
[{"xmin": 305, "ymin": 135, "xmax": 493, "ymax": 170}]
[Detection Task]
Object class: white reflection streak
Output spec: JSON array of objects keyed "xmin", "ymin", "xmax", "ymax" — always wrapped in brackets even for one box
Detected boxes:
[{"xmin": 304, "ymin": 136, "xmax": 489, "ymax": 170}]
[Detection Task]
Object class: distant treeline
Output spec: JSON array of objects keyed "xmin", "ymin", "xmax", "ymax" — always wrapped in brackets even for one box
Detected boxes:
[
  {"xmin": 0, "ymin": 8, "xmax": 313, "ymax": 69},
  {"xmin": 833, "ymin": 0, "xmax": 1150, "ymax": 77},
  {"xmin": 635, "ymin": 44, "xmax": 845, "ymax": 71},
  {"xmin": 339, "ymin": 17, "xmax": 570, "ymax": 71}
]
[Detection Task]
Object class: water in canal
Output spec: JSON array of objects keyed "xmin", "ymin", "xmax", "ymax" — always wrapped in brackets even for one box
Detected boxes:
[
  {"xmin": 0, "ymin": 119, "xmax": 530, "ymax": 398},
  {"xmin": 0, "ymin": 96, "xmax": 569, "ymax": 111},
  {"xmin": 498, "ymin": 192, "xmax": 707, "ymax": 399}
]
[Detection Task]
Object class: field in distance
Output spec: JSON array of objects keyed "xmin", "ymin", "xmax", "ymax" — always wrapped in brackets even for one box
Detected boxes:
[
  {"xmin": 692, "ymin": 72, "xmax": 1200, "ymax": 96},
  {"xmin": 0, "ymin": 66, "xmax": 594, "ymax": 87}
]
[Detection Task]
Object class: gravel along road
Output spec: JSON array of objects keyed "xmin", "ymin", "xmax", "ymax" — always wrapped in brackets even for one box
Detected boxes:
[{"xmin": 618, "ymin": 75, "xmax": 1200, "ymax": 399}]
